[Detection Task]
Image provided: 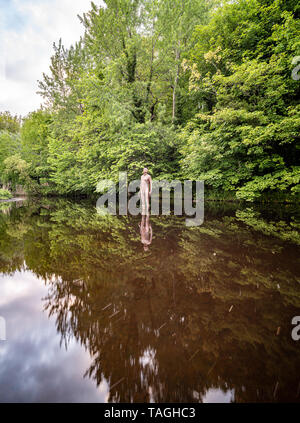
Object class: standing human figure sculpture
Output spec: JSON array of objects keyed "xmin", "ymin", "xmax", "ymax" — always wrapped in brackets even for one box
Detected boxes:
[{"xmin": 140, "ymin": 168, "xmax": 152, "ymax": 215}]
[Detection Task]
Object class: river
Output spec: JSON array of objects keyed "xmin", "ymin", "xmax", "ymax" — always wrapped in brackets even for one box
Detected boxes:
[{"xmin": 0, "ymin": 198, "xmax": 299, "ymax": 402}]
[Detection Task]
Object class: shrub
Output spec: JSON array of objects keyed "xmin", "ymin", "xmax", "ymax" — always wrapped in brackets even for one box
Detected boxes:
[{"xmin": 0, "ymin": 188, "xmax": 12, "ymax": 199}]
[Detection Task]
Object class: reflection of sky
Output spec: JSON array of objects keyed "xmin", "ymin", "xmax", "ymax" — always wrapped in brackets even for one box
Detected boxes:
[
  {"xmin": 0, "ymin": 270, "xmax": 235, "ymax": 403},
  {"xmin": 202, "ymin": 388, "xmax": 235, "ymax": 403},
  {"xmin": 0, "ymin": 270, "xmax": 109, "ymax": 403}
]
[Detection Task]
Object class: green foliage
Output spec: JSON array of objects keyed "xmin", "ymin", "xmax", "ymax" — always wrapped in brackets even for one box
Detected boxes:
[
  {"xmin": 0, "ymin": 112, "xmax": 22, "ymax": 184},
  {"xmin": 180, "ymin": 0, "xmax": 300, "ymax": 201},
  {"xmin": 0, "ymin": 0, "xmax": 299, "ymax": 200},
  {"xmin": 21, "ymin": 110, "xmax": 53, "ymax": 183},
  {"xmin": 2, "ymin": 155, "xmax": 36, "ymax": 192},
  {"xmin": 0, "ymin": 111, "xmax": 20, "ymax": 133},
  {"xmin": 37, "ymin": 39, "xmax": 88, "ymax": 116},
  {"xmin": 0, "ymin": 131, "xmax": 21, "ymax": 179},
  {"xmin": 0, "ymin": 189, "xmax": 12, "ymax": 199}
]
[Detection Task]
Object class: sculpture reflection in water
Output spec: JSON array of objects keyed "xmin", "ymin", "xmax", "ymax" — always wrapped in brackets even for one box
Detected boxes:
[{"xmin": 140, "ymin": 214, "xmax": 152, "ymax": 251}]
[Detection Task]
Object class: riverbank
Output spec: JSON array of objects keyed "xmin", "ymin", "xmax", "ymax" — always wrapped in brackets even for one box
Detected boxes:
[{"xmin": 3, "ymin": 187, "xmax": 299, "ymax": 205}]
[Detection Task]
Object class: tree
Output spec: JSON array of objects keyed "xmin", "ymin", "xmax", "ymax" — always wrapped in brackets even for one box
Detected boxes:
[
  {"xmin": 180, "ymin": 0, "xmax": 300, "ymax": 200},
  {"xmin": 2, "ymin": 155, "xmax": 34, "ymax": 191},
  {"xmin": 37, "ymin": 39, "xmax": 88, "ymax": 116},
  {"xmin": 0, "ymin": 111, "xmax": 20, "ymax": 133},
  {"xmin": 21, "ymin": 110, "xmax": 53, "ymax": 184},
  {"xmin": 0, "ymin": 112, "xmax": 21, "ymax": 184}
]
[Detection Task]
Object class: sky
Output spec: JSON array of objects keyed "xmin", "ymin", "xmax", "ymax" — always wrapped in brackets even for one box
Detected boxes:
[{"xmin": 0, "ymin": 0, "xmax": 100, "ymax": 117}]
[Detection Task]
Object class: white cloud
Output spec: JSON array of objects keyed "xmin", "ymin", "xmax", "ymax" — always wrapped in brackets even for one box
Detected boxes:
[{"xmin": 0, "ymin": 0, "xmax": 102, "ymax": 117}]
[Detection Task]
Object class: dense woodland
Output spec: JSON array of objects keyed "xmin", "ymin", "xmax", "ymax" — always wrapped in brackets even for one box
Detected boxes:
[{"xmin": 0, "ymin": 0, "xmax": 299, "ymax": 201}]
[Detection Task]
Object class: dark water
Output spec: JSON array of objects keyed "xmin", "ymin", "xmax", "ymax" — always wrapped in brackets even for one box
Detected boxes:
[{"xmin": 0, "ymin": 198, "xmax": 300, "ymax": 403}]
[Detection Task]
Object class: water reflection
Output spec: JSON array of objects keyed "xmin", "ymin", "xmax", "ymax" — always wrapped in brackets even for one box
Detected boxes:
[
  {"xmin": 0, "ymin": 271, "xmax": 109, "ymax": 403},
  {"xmin": 0, "ymin": 198, "xmax": 300, "ymax": 402},
  {"xmin": 140, "ymin": 215, "xmax": 152, "ymax": 251}
]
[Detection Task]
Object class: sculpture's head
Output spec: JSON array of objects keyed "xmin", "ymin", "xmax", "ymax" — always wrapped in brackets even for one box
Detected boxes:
[{"xmin": 143, "ymin": 167, "xmax": 148, "ymax": 174}]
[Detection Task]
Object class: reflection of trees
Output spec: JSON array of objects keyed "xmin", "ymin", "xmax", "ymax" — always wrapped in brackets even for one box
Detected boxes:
[
  {"xmin": 0, "ymin": 199, "xmax": 300, "ymax": 402},
  {"xmin": 236, "ymin": 208, "xmax": 300, "ymax": 245}
]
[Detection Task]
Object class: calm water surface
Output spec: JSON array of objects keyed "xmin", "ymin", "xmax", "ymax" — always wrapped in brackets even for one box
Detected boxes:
[{"xmin": 0, "ymin": 198, "xmax": 299, "ymax": 403}]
